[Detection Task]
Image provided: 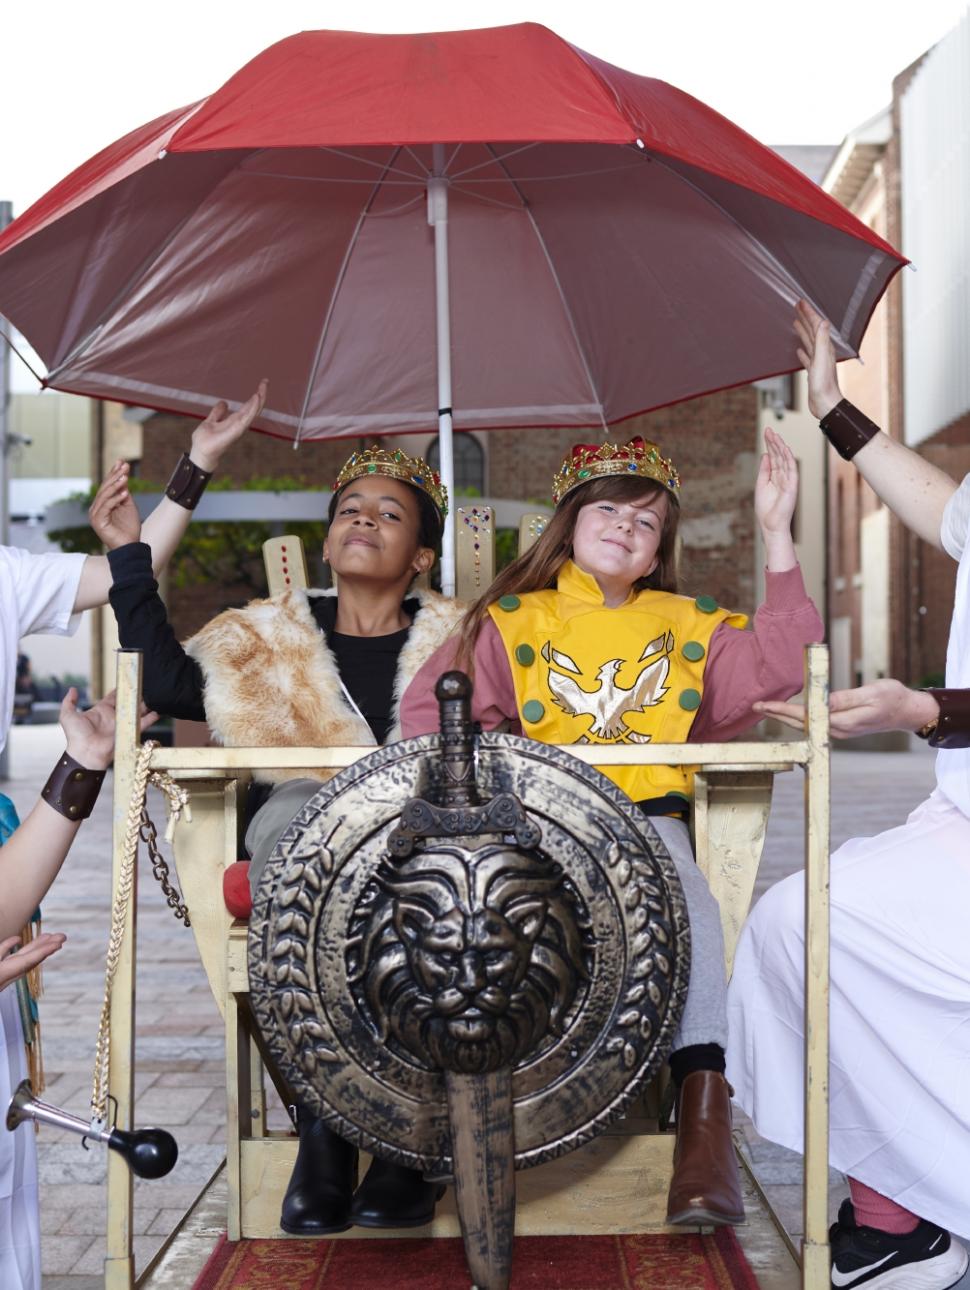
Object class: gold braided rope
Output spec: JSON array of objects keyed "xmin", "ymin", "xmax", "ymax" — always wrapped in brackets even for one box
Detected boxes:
[{"xmin": 90, "ymin": 741, "xmax": 192, "ymax": 1125}]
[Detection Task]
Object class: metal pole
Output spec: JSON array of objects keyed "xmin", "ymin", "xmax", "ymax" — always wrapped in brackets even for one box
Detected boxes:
[
  {"xmin": 0, "ymin": 200, "xmax": 12, "ymax": 782},
  {"xmin": 428, "ymin": 145, "xmax": 456, "ymax": 597}
]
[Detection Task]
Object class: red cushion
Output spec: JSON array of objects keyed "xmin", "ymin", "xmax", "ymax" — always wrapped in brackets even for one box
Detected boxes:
[{"xmin": 223, "ymin": 860, "xmax": 253, "ymax": 919}]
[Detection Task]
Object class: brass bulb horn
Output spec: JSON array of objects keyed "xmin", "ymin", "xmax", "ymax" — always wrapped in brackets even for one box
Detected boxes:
[{"xmin": 6, "ymin": 1080, "xmax": 178, "ymax": 1179}]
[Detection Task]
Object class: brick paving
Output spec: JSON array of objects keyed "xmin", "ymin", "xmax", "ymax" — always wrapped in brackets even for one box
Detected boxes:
[
  {"xmin": 0, "ymin": 724, "xmax": 955, "ymax": 1286},
  {"xmin": 4, "ymin": 725, "xmax": 226, "ymax": 1289}
]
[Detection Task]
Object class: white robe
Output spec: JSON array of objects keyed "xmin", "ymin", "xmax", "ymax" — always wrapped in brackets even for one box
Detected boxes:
[
  {"xmin": 0, "ymin": 545, "xmax": 85, "ymax": 1290},
  {"xmin": 727, "ymin": 472, "xmax": 970, "ymax": 1239},
  {"xmin": 0, "ymin": 988, "xmax": 39, "ymax": 1287}
]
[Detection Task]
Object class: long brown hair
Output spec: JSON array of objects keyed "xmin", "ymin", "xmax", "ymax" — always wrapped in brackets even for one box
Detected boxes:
[{"xmin": 457, "ymin": 476, "xmax": 680, "ymax": 669}]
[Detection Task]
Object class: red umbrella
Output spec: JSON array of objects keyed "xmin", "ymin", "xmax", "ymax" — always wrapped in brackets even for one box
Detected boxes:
[{"xmin": 0, "ymin": 23, "xmax": 905, "ymax": 592}]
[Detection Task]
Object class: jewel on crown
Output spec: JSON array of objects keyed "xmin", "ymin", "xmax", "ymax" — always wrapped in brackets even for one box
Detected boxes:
[
  {"xmin": 551, "ymin": 436, "xmax": 681, "ymax": 505},
  {"xmin": 333, "ymin": 445, "xmax": 449, "ymax": 517}
]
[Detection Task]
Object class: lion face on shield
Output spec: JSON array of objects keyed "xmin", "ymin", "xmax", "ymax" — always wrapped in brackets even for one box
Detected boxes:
[{"xmin": 346, "ymin": 843, "xmax": 591, "ymax": 1076}]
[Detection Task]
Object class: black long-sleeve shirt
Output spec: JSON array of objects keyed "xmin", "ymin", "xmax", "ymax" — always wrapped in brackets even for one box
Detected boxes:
[{"xmin": 107, "ymin": 543, "xmax": 413, "ymax": 743}]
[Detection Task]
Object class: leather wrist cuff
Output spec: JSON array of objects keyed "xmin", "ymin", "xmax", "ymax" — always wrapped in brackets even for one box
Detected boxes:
[
  {"xmin": 923, "ymin": 689, "xmax": 970, "ymax": 749},
  {"xmin": 165, "ymin": 453, "xmax": 212, "ymax": 510},
  {"xmin": 42, "ymin": 753, "xmax": 106, "ymax": 821},
  {"xmin": 819, "ymin": 399, "xmax": 881, "ymax": 461}
]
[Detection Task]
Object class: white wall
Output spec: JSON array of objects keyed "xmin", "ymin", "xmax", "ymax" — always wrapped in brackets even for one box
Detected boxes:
[{"xmin": 901, "ymin": 9, "xmax": 970, "ymax": 445}]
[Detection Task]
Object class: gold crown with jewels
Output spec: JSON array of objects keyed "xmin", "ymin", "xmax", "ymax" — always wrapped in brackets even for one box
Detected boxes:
[
  {"xmin": 551, "ymin": 436, "xmax": 681, "ymax": 505},
  {"xmin": 333, "ymin": 446, "xmax": 449, "ymax": 517}
]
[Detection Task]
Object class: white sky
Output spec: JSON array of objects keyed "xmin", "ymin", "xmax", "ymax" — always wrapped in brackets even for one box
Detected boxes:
[
  {"xmin": 2, "ymin": 0, "xmax": 968, "ymax": 391},
  {"xmin": 3, "ymin": 0, "xmax": 968, "ymax": 218}
]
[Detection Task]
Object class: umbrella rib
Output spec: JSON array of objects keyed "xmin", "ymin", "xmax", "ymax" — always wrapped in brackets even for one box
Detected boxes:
[
  {"xmin": 449, "ymin": 186, "xmax": 527, "ymax": 212},
  {"xmin": 243, "ymin": 170, "xmax": 425, "ymax": 187},
  {"xmin": 451, "ymin": 143, "xmax": 540, "ymax": 180},
  {"xmin": 452, "ymin": 160, "xmax": 644, "ymax": 185},
  {"xmin": 368, "ymin": 195, "xmax": 424, "ymax": 219},
  {"xmin": 640, "ymin": 146, "xmax": 850, "ymax": 347},
  {"xmin": 0, "ymin": 327, "xmax": 45, "ymax": 385},
  {"xmin": 404, "ymin": 146, "xmax": 432, "ymax": 176},
  {"xmin": 318, "ymin": 145, "xmax": 426, "ymax": 181},
  {"xmin": 47, "ymin": 156, "xmax": 250, "ymax": 384},
  {"xmin": 483, "ymin": 145, "xmax": 609, "ymax": 435},
  {"xmin": 294, "ymin": 149, "xmax": 404, "ymax": 449}
]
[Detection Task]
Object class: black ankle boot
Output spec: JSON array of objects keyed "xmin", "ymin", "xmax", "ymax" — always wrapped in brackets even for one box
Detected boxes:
[
  {"xmin": 280, "ymin": 1108, "xmax": 358, "ymax": 1235},
  {"xmin": 351, "ymin": 1157, "xmax": 446, "ymax": 1229}
]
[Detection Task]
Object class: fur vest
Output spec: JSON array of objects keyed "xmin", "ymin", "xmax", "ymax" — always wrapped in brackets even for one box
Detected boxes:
[{"xmin": 185, "ymin": 587, "xmax": 464, "ymax": 785}]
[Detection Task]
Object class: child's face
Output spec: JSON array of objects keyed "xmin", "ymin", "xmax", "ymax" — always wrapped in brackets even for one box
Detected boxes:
[
  {"xmin": 324, "ymin": 476, "xmax": 431, "ymax": 584},
  {"xmin": 571, "ymin": 491, "xmax": 667, "ymax": 594}
]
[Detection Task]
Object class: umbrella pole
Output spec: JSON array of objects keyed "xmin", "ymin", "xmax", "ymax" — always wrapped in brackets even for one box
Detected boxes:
[{"xmin": 429, "ymin": 147, "xmax": 456, "ymax": 597}]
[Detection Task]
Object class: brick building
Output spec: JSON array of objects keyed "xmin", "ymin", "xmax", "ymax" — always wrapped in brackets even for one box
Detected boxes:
[
  {"xmin": 820, "ymin": 108, "xmax": 894, "ymax": 690},
  {"xmin": 822, "ymin": 10, "xmax": 970, "ymax": 688}
]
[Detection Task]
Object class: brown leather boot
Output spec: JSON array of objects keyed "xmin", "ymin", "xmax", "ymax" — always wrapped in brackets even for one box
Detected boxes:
[{"xmin": 665, "ymin": 1071, "xmax": 745, "ymax": 1227}]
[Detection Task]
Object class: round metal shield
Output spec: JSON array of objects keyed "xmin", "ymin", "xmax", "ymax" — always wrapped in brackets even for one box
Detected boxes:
[{"xmin": 248, "ymin": 732, "xmax": 689, "ymax": 1174}]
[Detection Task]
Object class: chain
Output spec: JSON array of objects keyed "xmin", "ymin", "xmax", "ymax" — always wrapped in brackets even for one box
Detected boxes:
[
  {"xmin": 140, "ymin": 805, "xmax": 190, "ymax": 926},
  {"xmin": 90, "ymin": 742, "xmax": 192, "ymax": 1126}
]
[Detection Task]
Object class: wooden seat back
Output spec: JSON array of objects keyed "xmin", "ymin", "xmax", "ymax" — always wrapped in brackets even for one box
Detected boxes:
[{"xmin": 264, "ymin": 510, "xmax": 550, "ymax": 605}]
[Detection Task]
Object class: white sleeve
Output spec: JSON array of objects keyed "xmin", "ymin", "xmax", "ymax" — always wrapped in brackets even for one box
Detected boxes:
[
  {"xmin": 941, "ymin": 474, "xmax": 970, "ymax": 561},
  {"xmin": 5, "ymin": 548, "xmax": 88, "ymax": 637}
]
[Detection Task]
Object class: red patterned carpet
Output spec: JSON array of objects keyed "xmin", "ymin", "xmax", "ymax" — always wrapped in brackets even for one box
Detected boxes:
[{"xmin": 193, "ymin": 1230, "xmax": 760, "ymax": 1289}]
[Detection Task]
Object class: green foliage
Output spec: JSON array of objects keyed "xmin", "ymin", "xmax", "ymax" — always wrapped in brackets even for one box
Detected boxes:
[
  {"xmin": 918, "ymin": 671, "xmax": 947, "ymax": 689},
  {"xmin": 46, "ymin": 477, "xmax": 328, "ymax": 595},
  {"xmin": 167, "ymin": 519, "xmax": 327, "ymax": 594},
  {"xmin": 495, "ymin": 528, "xmax": 519, "ymax": 571},
  {"xmin": 46, "ymin": 523, "xmax": 101, "ymax": 556}
]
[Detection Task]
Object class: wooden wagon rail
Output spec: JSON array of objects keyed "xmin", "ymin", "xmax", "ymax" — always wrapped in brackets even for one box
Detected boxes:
[{"xmin": 105, "ymin": 645, "xmax": 830, "ymax": 1290}]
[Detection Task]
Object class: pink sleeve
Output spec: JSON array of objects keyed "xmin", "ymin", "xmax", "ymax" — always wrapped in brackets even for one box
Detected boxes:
[
  {"xmin": 690, "ymin": 564, "xmax": 824, "ymax": 742},
  {"xmin": 399, "ymin": 617, "xmax": 521, "ymax": 737}
]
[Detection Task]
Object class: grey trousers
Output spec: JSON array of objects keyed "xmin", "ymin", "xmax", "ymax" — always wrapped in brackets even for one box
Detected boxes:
[
  {"xmin": 245, "ymin": 778, "xmax": 322, "ymax": 898},
  {"xmin": 650, "ymin": 816, "xmax": 728, "ymax": 1052},
  {"xmin": 245, "ymin": 785, "xmax": 728, "ymax": 1051}
]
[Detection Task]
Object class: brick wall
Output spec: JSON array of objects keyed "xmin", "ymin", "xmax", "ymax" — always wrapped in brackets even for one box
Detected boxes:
[
  {"xmin": 887, "ymin": 56, "xmax": 927, "ymax": 683},
  {"xmin": 137, "ymin": 414, "xmax": 361, "ymax": 490},
  {"xmin": 906, "ymin": 418, "xmax": 970, "ymax": 684},
  {"xmin": 878, "ymin": 53, "xmax": 970, "ymax": 685}
]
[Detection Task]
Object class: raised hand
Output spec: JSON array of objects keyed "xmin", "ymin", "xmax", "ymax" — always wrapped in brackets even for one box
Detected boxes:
[
  {"xmin": 89, "ymin": 460, "xmax": 142, "ymax": 550},
  {"xmin": 0, "ymin": 932, "xmax": 66, "ymax": 990},
  {"xmin": 755, "ymin": 427, "xmax": 799, "ymax": 536},
  {"xmin": 59, "ymin": 689, "xmax": 159, "ymax": 772},
  {"xmin": 794, "ymin": 299, "xmax": 842, "ymax": 420},
  {"xmin": 189, "ymin": 379, "xmax": 268, "ymax": 472}
]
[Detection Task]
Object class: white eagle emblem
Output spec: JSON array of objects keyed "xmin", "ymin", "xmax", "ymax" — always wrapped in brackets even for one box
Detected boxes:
[{"xmin": 542, "ymin": 633, "xmax": 673, "ymax": 743}]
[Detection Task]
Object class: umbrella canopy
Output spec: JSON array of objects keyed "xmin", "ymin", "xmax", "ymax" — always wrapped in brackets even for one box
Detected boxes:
[{"xmin": 0, "ymin": 23, "xmax": 904, "ymax": 444}]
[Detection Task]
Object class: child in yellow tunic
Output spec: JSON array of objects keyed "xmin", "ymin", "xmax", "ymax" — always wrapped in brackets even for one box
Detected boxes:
[{"xmin": 401, "ymin": 429, "xmax": 822, "ymax": 1227}]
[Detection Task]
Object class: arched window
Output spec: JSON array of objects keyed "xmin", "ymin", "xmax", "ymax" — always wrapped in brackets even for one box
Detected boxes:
[{"xmin": 426, "ymin": 434, "xmax": 486, "ymax": 496}]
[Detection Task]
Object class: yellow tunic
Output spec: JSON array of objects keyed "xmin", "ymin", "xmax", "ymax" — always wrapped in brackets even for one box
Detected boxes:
[{"xmin": 487, "ymin": 561, "xmax": 747, "ymax": 803}]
